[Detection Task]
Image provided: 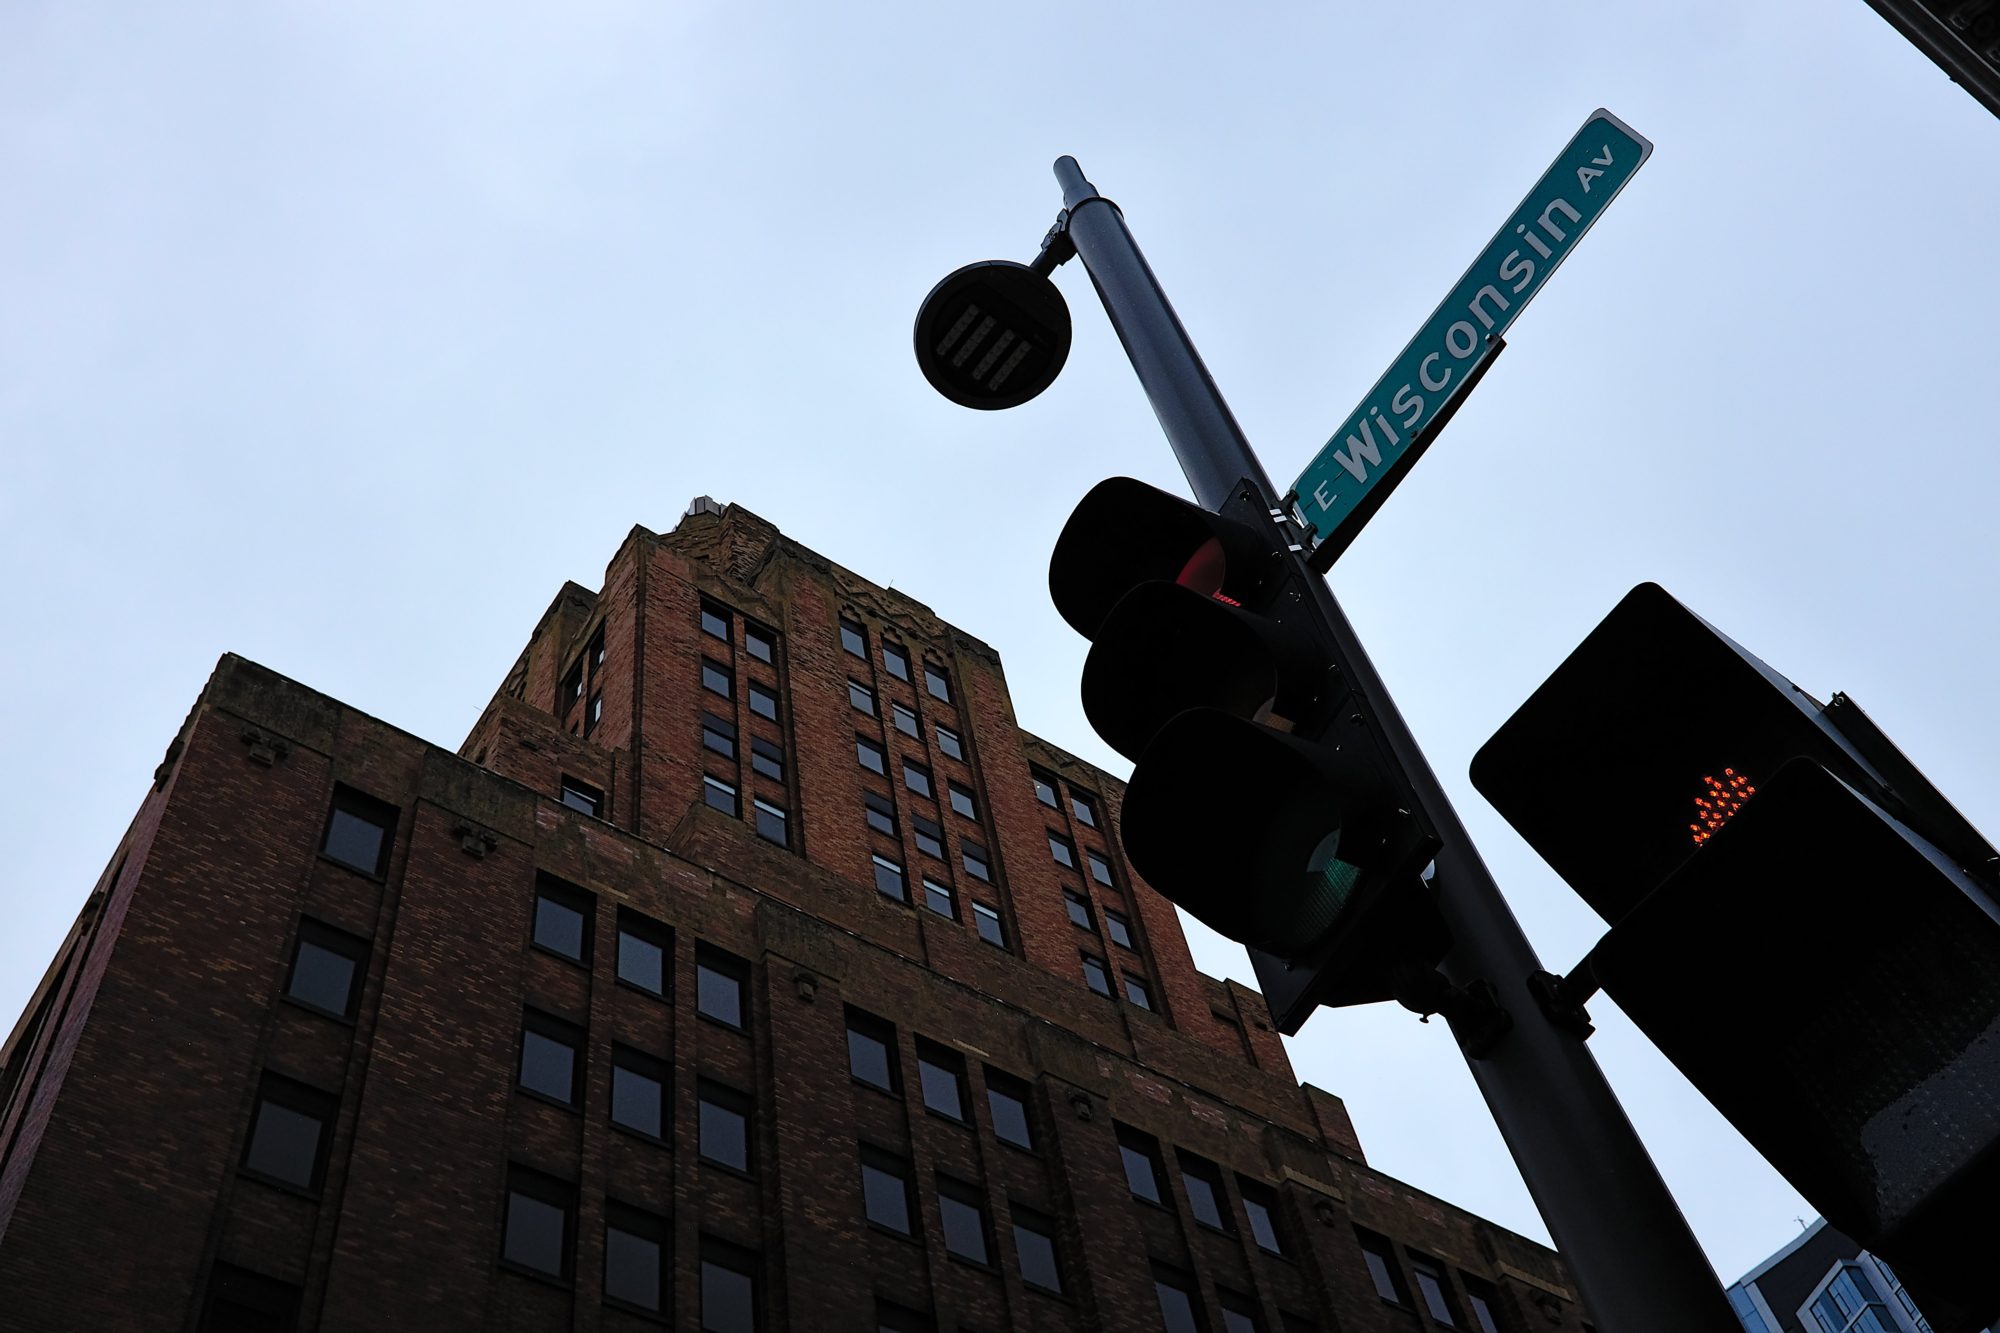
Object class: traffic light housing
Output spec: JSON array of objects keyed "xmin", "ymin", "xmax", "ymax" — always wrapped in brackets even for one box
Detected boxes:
[
  {"xmin": 1472, "ymin": 582, "xmax": 2000, "ymax": 1330},
  {"xmin": 1050, "ymin": 478, "xmax": 1445, "ymax": 1026}
]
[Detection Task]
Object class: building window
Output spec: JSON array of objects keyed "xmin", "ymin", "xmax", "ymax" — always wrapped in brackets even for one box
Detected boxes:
[
  {"xmin": 1123, "ymin": 974, "xmax": 1154, "ymax": 1010},
  {"xmin": 962, "ymin": 839, "xmax": 991, "ymax": 882},
  {"xmin": 285, "ymin": 918, "xmax": 367, "ymax": 1019},
  {"xmin": 519, "ymin": 1009, "xmax": 583, "ymax": 1106},
  {"xmin": 846, "ymin": 1007, "xmax": 899, "ymax": 1093},
  {"xmin": 916, "ymin": 1040, "xmax": 966, "ymax": 1121},
  {"xmin": 702, "ymin": 712, "xmax": 738, "ymax": 759},
  {"xmin": 1154, "ymin": 1265, "xmax": 1203, "ymax": 1333},
  {"xmin": 610, "ymin": 1047, "xmax": 667, "ymax": 1139},
  {"xmin": 1031, "ymin": 772, "xmax": 1059, "ymax": 808},
  {"xmin": 1356, "ymin": 1228, "xmax": 1412, "ymax": 1306},
  {"xmin": 936, "ymin": 725, "xmax": 963, "ymax": 759},
  {"xmin": 912, "ymin": 814, "xmax": 944, "ymax": 859},
  {"xmin": 1087, "ymin": 850, "xmax": 1115, "ymax": 887},
  {"xmin": 876, "ymin": 1299, "xmax": 933, "ymax": 1333},
  {"xmin": 891, "ymin": 701, "xmax": 919, "ymax": 737},
  {"xmin": 872, "ymin": 854, "xmax": 906, "ymax": 903},
  {"xmin": 744, "ymin": 621, "xmax": 776, "ymax": 663},
  {"xmin": 532, "ymin": 875, "xmax": 594, "ymax": 964},
  {"xmin": 947, "ymin": 782, "xmax": 976, "ymax": 819},
  {"xmin": 1241, "ymin": 1179, "xmax": 1284, "ymax": 1255},
  {"xmin": 1105, "ymin": 909, "xmax": 1134, "ymax": 949},
  {"xmin": 860, "ymin": 1145, "xmax": 915, "ymax": 1234},
  {"xmin": 882, "ymin": 641, "xmax": 911, "ymax": 681},
  {"xmin": 321, "ymin": 785, "xmax": 395, "ymax": 877},
  {"xmin": 986, "ymin": 1070, "xmax": 1033, "ymax": 1150},
  {"xmin": 502, "ymin": 1167, "xmax": 574, "ymax": 1279},
  {"xmin": 241, "ymin": 1074, "xmax": 334, "ymax": 1192},
  {"xmin": 1063, "ymin": 890, "xmax": 1094, "ymax": 931},
  {"xmin": 1180, "ymin": 1154, "xmax": 1228, "ymax": 1230},
  {"xmin": 198, "ymin": 1263, "xmax": 300, "ymax": 1333},
  {"xmin": 923, "ymin": 664, "xmax": 952, "ymax": 703},
  {"xmin": 1081, "ymin": 953, "xmax": 1112, "ymax": 997},
  {"xmin": 902, "ymin": 761, "xmax": 933, "ymax": 800},
  {"xmin": 698, "ymin": 1080, "xmax": 752, "ymax": 1173},
  {"xmin": 753, "ymin": 799, "xmax": 788, "ymax": 846},
  {"xmin": 1118, "ymin": 1125, "xmax": 1163, "ymax": 1203},
  {"xmin": 936, "ymin": 1176, "xmax": 989, "ymax": 1264},
  {"xmin": 750, "ymin": 736, "xmax": 783, "ymax": 781},
  {"xmin": 1070, "ymin": 793, "xmax": 1099, "ymax": 827},
  {"xmin": 559, "ymin": 775, "xmax": 603, "ymax": 817},
  {"xmin": 1220, "ymin": 1289, "xmax": 1263, "ymax": 1333},
  {"xmin": 1412, "ymin": 1256, "xmax": 1461, "ymax": 1326},
  {"xmin": 848, "ymin": 680, "xmax": 876, "ymax": 716},
  {"xmin": 921, "ymin": 877, "xmax": 954, "ymax": 919},
  {"xmin": 696, "ymin": 947, "xmax": 748, "ymax": 1028},
  {"xmin": 701, "ymin": 600, "xmax": 731, "ymax": 641},
  {"xmin": 560, "ymin": 661, "xmax": 584, "ymax": 717},
  {"xmin": 589, "ymin": 624, "xmax": 606, "ymax": 671},
  {"xmin": 604, "ymin": 1204, "xmax": 667, "ymax": 1313},
  {"xmin": 616, "ymin": 910, "xmax": 671, "ymax": 997},
  {"xmin": 748, "ymin": 680, "xmax": 779, "ymax": 721},
  {"xmin": 1463, "ymin": 1277, "xmax": 1503, "ymax": 1333},
  {"xmin": 972, "ymin": 901, "xmax": 1005, "ymax": 948},
  {"xmin": 864, "ymin": 791, "xmax": 897, "ymax": 837},
  {"xmin": 702, "ymin": 659, "xmax": 733, "ymax": 697},
  {"xmin": 700, "ymin": 1237, "xmax": 757, "ymax": 1333},
  {"xmin": 841, "ymin": 617, "xmax": 867, "ymax": 657},
  {"xmin": 857, "ymin": 736, "xmax": 887, "ymax": 775},
  {"xmin": 585, "ymin": 692, "xmax": 604, "ymax": 735},
  {"xmin": 1048, "ymin": 833, "xmax": 1077, "ymax": 869},
  {"xmin": 703, "ymin": 775, "xmax": 740, "ymax": 817},
  {"xmin": 1013, "ymin": 1205, "xmax": 1063, "ymax": 1294}
]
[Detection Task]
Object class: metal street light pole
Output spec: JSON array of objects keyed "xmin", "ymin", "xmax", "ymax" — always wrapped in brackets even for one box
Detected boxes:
[{"xmin": 1048, "ymin": 155, "xmax": 1738, "ymax": 1333}]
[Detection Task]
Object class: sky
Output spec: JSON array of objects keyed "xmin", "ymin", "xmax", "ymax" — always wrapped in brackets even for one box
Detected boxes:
[{"xmin": 5, "ymin": 0, "xmax": 1997, "ymax": 1292}]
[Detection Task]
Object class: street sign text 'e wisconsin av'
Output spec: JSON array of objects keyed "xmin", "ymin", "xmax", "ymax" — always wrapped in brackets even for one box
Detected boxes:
[{"xmin": 1289, "ymin": 109, "xmax": 1653, "ymax": 567}]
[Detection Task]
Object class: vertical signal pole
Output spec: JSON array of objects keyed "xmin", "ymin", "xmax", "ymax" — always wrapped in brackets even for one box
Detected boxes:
[{"xmin": 1050, "ymin": 157, "xmax": 1738, "ymax": 1333}]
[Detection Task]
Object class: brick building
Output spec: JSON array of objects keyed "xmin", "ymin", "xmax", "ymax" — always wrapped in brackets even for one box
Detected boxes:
[{"xmin": 0, "ymin": 497, "xmax": 1594, "ymax": 1332}]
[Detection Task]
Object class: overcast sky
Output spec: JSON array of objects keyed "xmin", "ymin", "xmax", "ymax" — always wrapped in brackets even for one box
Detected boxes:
[{"xmin": 6, "ymin": 0, "xmax": 1996, "ymax": 1290}]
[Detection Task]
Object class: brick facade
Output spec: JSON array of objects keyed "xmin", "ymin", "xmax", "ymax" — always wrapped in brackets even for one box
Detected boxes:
[{"xmin": 0, "ymin": 499, "xmax": 1596, "ymax": 1331}]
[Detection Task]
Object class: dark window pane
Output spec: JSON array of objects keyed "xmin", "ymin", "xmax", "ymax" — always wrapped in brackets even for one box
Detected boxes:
[
  {"xmin": 244, "ymin": 1096, "xmax": 324, "ymax": 1190},
  {"xmin": 1082, "ymin": 954, "xmax": 1111, "ymax": 996},
  {"xmin": 1413, "ymin": 1260, "xmax": 1458, "ymax": 1326},
  {"xmin": 857, "ymin": 737, "xmax": 886, "ymax": 774},
  {"xmin": 1357, "ymin": 1229, "xmax": 1408, "ymax": 1304},
  {"xmin": 973, "ymin": 902, "xmax": 1005, "ymax": 947},
  {"xmin": 1064, "ymin": 891, "xmax": 1093, "ymax": 930},
  {"xmin": 700, "ymin": 1248, "xmax": 755, "ymax": 1333},
  {"xmin": 962, "ymin": 841, "xmax": 990, "ymax": 882},
  {"xmin": 1088, "ymin": 851, "xmax": 1114, "ymax": 887},
  {"xmin": 1120, "ymin": 1132, "xmax": 1160, "ymax": 1202},
  {"xmin": 873, "ymin": 855, "xmax": 906, "ymax": 902},
  {"xmin": 1156, "ymin": 1275, "xmax": 1202, "ymax": 1333},
  {"xmin": 848, "ymin": 681, "xmax": 875, "ymax": 715},
  {"xmin": 286, "ymin": 922, "xmax": 363, "ymax": 1017},
  {"xmin": 1467, "ymin": 1289, "xmax": 1502, "ymax": 1333},
  {"xmin": 560, "ymin": 777, "xmax": 601, "ymax": 816},
  {"xmin": 1221, "ymin": 1296, "xmax": 1261, "ymax": 1333},
  {"xmin": 1048, "ymin": 834, "xmax": 1076, "ymax": 868},
  {"xmin": 937, "ymin": 1184, "xmax": 987, "ymax": 1264},
  {"xmin": 589, "ymin": 626, "xmax": 605, "ymax": 670},
  {"xmin": 913, "ymin": 816, "xmax": 944, "ymax": 859},
  {"xmin": 883, "ymin": 643, "xmax": 910, "ymax": 681},
  {"xmin": 754, "ymin": 799, "xmax": 787, "ymax": 845},
  {"xmin": 533, "ymin": 889, "xmax": 588, "ymax": 961},
  {"xmin": 699, "ymin": 1088, "xmax": 749, "ymax": 1171},
  {"xmin": 611, "ymin": 1059, "xmax": 663, "ymax": 1137},
  {"xmin": 1182, "ymin": 1163, "xmax": 1225, "ymax": 1228},
  {"xmin": 987, "ymin": 1078, "xmax": 1032, "ymax": 1149},
  {"xmin": 701, "ymin": 602, "xmax": 730, "ymax": 640},
  {"xmin": 1105, "ymin": 910, "xmax": 1133, "ymax": 950},
  {"xmin": 948, "ymin": 783, "xmax": 976, "ymax": 819},
  {"xmin": 924, "ymin": 665, "xmax": 951, "ymax": 702},
  {"xmin": 847, "ymin": 1016, "xmax": 896, "ymax": 1091},
  {"xmin": 520, "ymin": 1025, "xmax": 578, "ymax": 1104},
  {"xmin": 1032, "ymin": 774, "xmax": 1058, "ymax": 807},
  {"xmin": 919, "ymin": 1052, "xmax": 964, "ymax": 1120},
  {"xmin": 605, "ymin": 1219, "xmax": 662, "ymax": 1311},
  {"xmin": 702, "ymin": 660, "xmax": 732, "ymax": 697},
  {"xmin": 749, "ymin": 681, "xmax": 779, "ymax": 721},
  {"xmin": 841, "ymin": 618, "xmax": 867, "ymax": 657},
  {"xmin": 922, "ymin": 878, "xmax": 953, "ymax": 919},
  {"xmin": 504, "ymin": 1189, "xmax": 568, "ymax": 1276},
  {"xmin": 744, "ymin": 623, "xmax": 775, "ymax": 662},
  {"xmin": 617, "ymin": 922, "xmax": 666, "ymax": 996},
  {"xmin": 1244, "ymin": 1190, "xmax": 1282, "ymax": 1254},
  {"xmin": 1071, "ymin": 794, "xmax": 1098, "ymax": 827},
  {"xmin": 750, "ymin": 737, "xmax": 783, "ymax": 780},
  {"xmin": 936, "ymin": 727, "xmax": 963, "ymax": 759},
  {"xmin": 892, "ymin": 702, "xmax": 918, "ymax": 737},
  {"xmin": 697, "ymin": 954, "xmax": 744, "ymax": 1027},
  {"xmin": 702, "ymin": 713, "xmax": 737, "ymax": 758},
  {"xmin": 322, "ymin": 790, "xmax": 392, "ymax": 876},
  {"xmin": 703, "ymin": 776, "xmax": 739, "ymax": 816},
  {"xmin": 864, "ymin": 791, "xmax": 896, "ymax": 836},
  {"xmin": 586, "ymin": 692, "xmax": 603, "ymax": 734},
  {"xmin": 1014, "ymin": 1212, "xmax": 1062, "ymax": 1293},
  {"xmin": 1124, "ymin": 974, "xmax": 1153, "ymax": 1010},
  {"xmin": 861, "ymin": 1155, "xmax": 912, "ymax": 1233},
  {"xmin": 199, "ymin": 1263, "xmax": 300, "ymax": 1333},
  {"xmin": 903, "ymin": 762, "xmax": 932, "ymax": 799}
]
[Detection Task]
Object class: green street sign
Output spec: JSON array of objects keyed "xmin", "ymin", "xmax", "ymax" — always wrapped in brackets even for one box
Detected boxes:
[{"xmin": 1289, "ymin": 109, "xmax": 1653, "ymax": 566}]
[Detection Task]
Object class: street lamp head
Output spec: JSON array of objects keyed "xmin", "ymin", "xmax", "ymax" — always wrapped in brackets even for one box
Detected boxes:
[{"xmin": 913, "ymin": 260, "xmax": 1070, "ymax": 409}]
